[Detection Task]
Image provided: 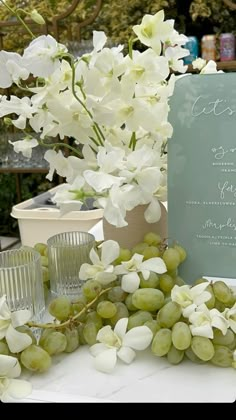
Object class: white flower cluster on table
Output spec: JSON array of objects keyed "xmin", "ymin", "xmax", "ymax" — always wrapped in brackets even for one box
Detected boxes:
[{"xmin": 0, "ymin": 10, "xmax": 198, "ymax": 227}]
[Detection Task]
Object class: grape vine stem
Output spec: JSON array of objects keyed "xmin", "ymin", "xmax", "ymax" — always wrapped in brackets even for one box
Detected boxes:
[{"xmin": 27, "ymin": 287, "xmax": 111, "ymax": 330}]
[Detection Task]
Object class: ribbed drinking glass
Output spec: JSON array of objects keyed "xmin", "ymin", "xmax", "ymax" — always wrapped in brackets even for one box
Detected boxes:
[
  {"xmin": 0, "ymin": 247, "xmax": 45, "ymax": 322},
  {"xmin": 47, "ymin": 231, "xmax": 95, "ymax": 299}
]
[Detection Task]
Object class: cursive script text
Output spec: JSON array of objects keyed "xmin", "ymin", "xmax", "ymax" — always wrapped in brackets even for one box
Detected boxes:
[{"xmin": 192, "ymin": 96, "xmax": 236, "ymax": 117}]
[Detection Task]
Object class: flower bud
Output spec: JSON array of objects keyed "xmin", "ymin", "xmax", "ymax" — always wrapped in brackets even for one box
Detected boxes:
[
  {"xmin": 3, "ymin": 117, "xmax": 12, "ymax": 126},
  {"xmin": 30, "ymin": 9, "xmax": 45, "ymax": 25}
]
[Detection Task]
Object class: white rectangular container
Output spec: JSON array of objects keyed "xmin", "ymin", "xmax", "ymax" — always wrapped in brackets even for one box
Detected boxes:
[{"xmin": 11, "ymin": 186, "xmax": 103, "ymax": 247}]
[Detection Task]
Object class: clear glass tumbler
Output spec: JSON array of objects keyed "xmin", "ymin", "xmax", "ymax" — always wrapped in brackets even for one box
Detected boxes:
[
  {"xmin": 47, "ymin": 231, "xmax": 95, "ymax": 299},
  {"xmin": 0, "ymin": 247, "xmax": 45, "ymax": 322}
]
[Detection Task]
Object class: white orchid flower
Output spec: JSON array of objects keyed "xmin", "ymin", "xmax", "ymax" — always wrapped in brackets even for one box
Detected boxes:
[
  {"xmin": 132, "ymin": 10, "xmax": 174, "ymax": 55},
  {"xmin": 0, "ymin": 295, "xmax": 32, "ymax": 354},
  {"xmin": 0, "ymin": 51, "xmax": 29, "ymax": 88},
  {"xmin": 192, "ymin": 57, "xmax": 206, "ymax": 71},
  {"xmin": 199, "ymin": 60, "xmax": 223, "ymax": 74},
  {"xmin": 223, "ymin": 303, "xmax": 236, "ymax": 333},
  {"xmin": 0, "ymin": 355, "xmax": 32, "ymax": 402},
  {"xmin": 189, "ymin": 303, "xmax": 229, "ymax": 339},
  {"xmin": 171, "ymin": 282, "xmax": 211, "ymax": 318},
  {"xmin": 9, "ymin": 136, "xmax": 38, "ymax": 159},
  {"xmin": 79, "ymin": 240, "xmax": 120, "ymax": 285},
  {"xmin": 22, "ymin": 35, "xmax": 67, "ymax": 77},
  {"xmin": 115, "ymin": 253, "xmax": 167, "ymax": 293},
  {"xmin": 90, "ymin": 318, "xmax": 153, "ymax": 373}
]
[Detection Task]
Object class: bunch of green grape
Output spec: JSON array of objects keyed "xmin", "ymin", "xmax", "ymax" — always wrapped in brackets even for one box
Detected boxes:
[{"xmin": 1, "ymin": 232, "xmax": 235, "ymax": 374}]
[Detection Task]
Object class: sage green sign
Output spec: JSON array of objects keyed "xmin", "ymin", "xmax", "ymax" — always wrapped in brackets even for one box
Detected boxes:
[{"xmin": 168, "ymin": 73, "xmax": 236, "ymax": 283}]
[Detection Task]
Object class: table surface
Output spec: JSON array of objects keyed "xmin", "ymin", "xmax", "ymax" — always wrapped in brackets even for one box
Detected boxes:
[{"xmin": 20, "ymin": 221, "xmax": 236, "ymax": 403}]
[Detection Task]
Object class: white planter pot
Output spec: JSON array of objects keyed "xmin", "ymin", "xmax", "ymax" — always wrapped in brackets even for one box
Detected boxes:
[{"xmin": 11, "ymin": 186, "xmax": 103, "ymax": 247}]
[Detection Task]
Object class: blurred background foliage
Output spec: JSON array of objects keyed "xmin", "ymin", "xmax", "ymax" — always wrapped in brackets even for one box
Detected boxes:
[{"xmin": 0, "ymin": 0, "xmax": 235, "ymax": 236}]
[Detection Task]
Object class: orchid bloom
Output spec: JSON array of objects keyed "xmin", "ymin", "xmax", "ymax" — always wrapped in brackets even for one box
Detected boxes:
[
  {"xmin": 171, "ymin": 282, "xmax": 211, "ymax": 318},
  {"xmin": 79, "ymin": 240, "xmax": 120, "ymax": 285},
  {"xmin": 0, "ymin": 295, "xmax": 32, "ymax": 353},
  {"xmin": 115, "ymin": 253, "xmax": 167, "ymax": 293},
  {"xmin": 223, "ymin": 303, "xmax": 236, "ymax": 333},
  {"xmin": 90, "ymin": 318, "xmax": 153, "ymax": 373},
  {"xmin": 189, "ymin": 303, "xmax": 229, "ymax": 339},
  {"xmin": 9, "ymin": 136, "xmax": 38, "ymax": 159},
  {"xmin": 0, "ymin": 355, "xmax": 32, "ymax": 402}
]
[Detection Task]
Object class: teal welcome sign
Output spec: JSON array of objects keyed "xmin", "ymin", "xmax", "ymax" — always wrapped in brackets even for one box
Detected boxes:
[{"xmin": 168, "ymin": 73, "xmax": 236, "ymax": 283}]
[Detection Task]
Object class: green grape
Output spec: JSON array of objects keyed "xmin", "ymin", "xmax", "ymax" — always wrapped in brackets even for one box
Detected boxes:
[
  {"xmin": 144, "ymin": 320, "xmax": 161, "ymax": 335},
  {"xmin": 48, "ymin": 296, "xmax": 71, "ymax": 321},
  {"xmin": 212, "ymin": 329, "xmax": 235, "ymax": 346},
  {"xmin": 139, "ymin": 272, "xmax": 159, "ymax": 289},
  {"xmin": 214, "ymin": 298, "xmax": 225, "ymax": 313},
  {"xmin": 211, "ymin": 345, "xmax": 233, "ymax": 367},
  {"xmin": 142, "ymin": 246, "xmax": 160, "ymax": 260},
  {"xmin": 114, "ymin": 248, "xmax": 132, "ymax": 264},
  {"xmin": 125, "ymin": 294, "xmax": 137, "ymax": 311},
  {"xmin": 151, "ymin": 328, "xmax": 172, "ymax": 357},
  {"xmin": 16, "ymin": 326, "xmax": 37, "ymax": 345},
  {"xmin": 77, "ymin": 325, "xmax": 87, "ymax": 345},
  {"xmin": 42, "ymin": 266, "xmax": 49, "ymax": 283},
  {"xmin": 39, "ymin": 329, "xmax": 67, "ymax": 355},
  {"xmin": 128, "ymin": 310, "xmax": 153, "ymax": 330},
  {"xmin": 132, "ymin": 288, "xmax": 164, "ymax": 312},
  {"xmin": 158, "ymin": 301, "xmax": 182, "ymax": 328},
  {"xmin": 40, "ymin": 255, "xmax": 48, "ymax": 267},
  {"xmin": 159, "ymin": 274, "xmax": 175, "ymax": 293},
  {"xmin": 132, "ymin": 242, "xmax": 149, "ymax": 255},
  {"xmin": 162, "ymin": 248, "xmax": 180, "ymax": 271},
  {"xmin": 82, "ymin": 280, "xmax": 102, "ymax": 301},
  {"xmin": 205, "ymin": 285, "xmax": 215, "ymax": 309},
  {"xmin": 86, "ymin": 311, "xmax": 103, "ymax": 330},
  {"xmin": 173, "ymin": 243, "xmax": 187, "ymax": 263},
  {"xmin": 64, "ymin": 328, "xmax": 80, "ymax": 353},
  {"xmin": 0, "ymin": 341, "xmax": 9, "ymax": 355},
  {"xmin": 185, "ymin": 347, "xmax": 205, "ymax": 364},
  {"xmin": 107, "ymin": 287, "xmax": 127, "ymax": 302},
  {"xmin": 97, "ymin": 301, "xmax": 117, "ymax": 318},
  {"xmin": 110, "ymin": 302, "xmax": 129, "ymax": 326},
  {"xmin": 174, "ymin": 276, "xmax": 185, "ymax": 286},
  {"xmin": 227, "ymin": 337, "xmax": 236, "ymax": 350},
  {"xmin": 172, "ymin": 322, "xmax": 192, "ymax": 350},
  {"xmin": 83, "ymin": 323, "xmax": 98, "ymax": 345},
  {"xmin": 167, "ymin": 345, "xmax": 184, "ymax": 365},
  {"xmin": 191, "ymin": 336, "xmax": 215, "ymax": 361},
  {"xmin": 43, "ymin": 282, "xmax": 50, "ymax": 301},
  {"xmin": 167, "ymin": 269, "xmax": 178, "ymax": 278},
  {"xmin": 226, "ymin": 292, "xmax": 236, "ymax": 308},
  {"xmin": 70, "ymin": 296, "xmax": 87, "ymax": 322},
  {"xmin": 212, "ymin": 281, "xmax": 232, "ymax": 304},
  {"xmin": 143, "ymin": 232, "xmax": 162, "ymax": 246},
  {"xmin": 34, "ymin": 243, "xmax": 47, "ymax": 256},
  {"xmin": 20, "ymin": 345, "xmax": 51, "ymax": 372}
]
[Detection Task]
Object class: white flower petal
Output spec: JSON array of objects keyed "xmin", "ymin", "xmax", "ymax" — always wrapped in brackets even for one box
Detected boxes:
[
  {"xmin": 0, "ymin": 355, "xmax": 21, "ymax": 378},
  {"xmin": 93, "ymin": 31, "xmax": 107, "ymax": 52},
  {"xmin": 101, "ymin": 240, "xmax": 120, "ymax": 266},
  {"xmin": 141, "ymin": 257, "xmax": 167, "ymax": 274},
  {"xmin": 6, "ymin": 324, "xmax": 32, "ymax": 353},
  {"xmin": 94, "ymin": 348, "xmax": 117, "ymax": 373},
  {"xmin": 123, "ymin": 326, "xmax": 153, "ymax": 350},
  {"xmin": 96, "ymin": 271, "xmax": 117, "ymax": 285},
  {"xmin": 1, "ymin": 378, "xmax": 32, "ymax": 402},
  {"xmin": 121, "ymin": 272, "xmax": 140, "ymax": 293},
  {"xmin": 144, "ymin": 199, "xmax": 161, "ymax": 223},
  {"xmin": 90, "ymin": 343, "xmax": 108, "ymax": 357},
  {"xmin": 96, "ymin": 325, "xmax": 118, "ymax": 347},
  {"xmin": 117, "ymin": 346, "xmax": 136, "ymax": 364},
  {"xmin": 190, "ymin": 324, "xmax": 213, "ymax": 339},
  {"xmin": 89, "ymin": 247, "xmax": 101, "ymax": 265},
  {"xmin": 11, "ymin": 310, "xmax": 32, "ymax": 328},
  {"xmin": 182, "ymin": 304, "xmax": 197, "ymax": 318},
  {"xmin": 114, "ymin": 318, "xmax": 128, "ymax": 339}
]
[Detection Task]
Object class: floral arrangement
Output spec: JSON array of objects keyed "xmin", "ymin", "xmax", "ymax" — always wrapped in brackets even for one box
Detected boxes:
[
  {"xmin": 0, "ymin": 3, "xmax": 193, "ymax": 228},
  {"xmin": 0, "ymin": 233, "xmax": 236, "ymax": 402}
]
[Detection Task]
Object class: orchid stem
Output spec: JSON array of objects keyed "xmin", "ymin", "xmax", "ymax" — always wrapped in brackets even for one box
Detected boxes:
[{"xmin": 0, "ymin": 1, "xmax": 35, "ymax": 39}]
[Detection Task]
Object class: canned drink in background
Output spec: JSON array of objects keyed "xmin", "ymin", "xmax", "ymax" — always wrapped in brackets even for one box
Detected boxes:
[
  {"xmin": 201, "ymin": 35, "xmax": 216, "ymax": 61},
  {"xmin": 183, "ymin": 36, "xmax": 199, "ymax": 64},
  {"xmin": 220, "ymin": 33, "xmax": 235, "ymax": 61}
]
